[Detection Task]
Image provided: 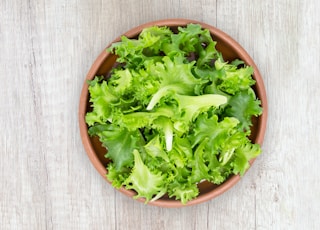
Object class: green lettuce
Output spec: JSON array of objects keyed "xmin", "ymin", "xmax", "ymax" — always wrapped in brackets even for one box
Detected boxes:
[{"xmin": 86, "ymin": 24, "xmax": 263, "ymax": 204}]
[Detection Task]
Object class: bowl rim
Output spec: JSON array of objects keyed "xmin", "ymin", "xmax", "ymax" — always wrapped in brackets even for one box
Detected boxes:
[{"xmin": 78, "ymin": 18, "xmax": 268, "ymax": 208}]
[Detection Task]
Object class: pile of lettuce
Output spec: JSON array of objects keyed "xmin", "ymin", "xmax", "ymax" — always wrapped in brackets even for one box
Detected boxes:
[{"xmin": 85, "ymin": 24, "xmax": 262, "ymax": 204}]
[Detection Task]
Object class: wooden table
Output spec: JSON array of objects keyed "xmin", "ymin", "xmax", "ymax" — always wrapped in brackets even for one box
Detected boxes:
[{"xmin": 1, "ymin": 0, "xmax": 319, "ymax": 229}]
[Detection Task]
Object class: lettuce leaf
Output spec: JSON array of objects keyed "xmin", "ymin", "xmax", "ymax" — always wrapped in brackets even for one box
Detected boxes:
[{"xmin": 124, "ymin": 150, "xmax": 167, "ymax": 203}]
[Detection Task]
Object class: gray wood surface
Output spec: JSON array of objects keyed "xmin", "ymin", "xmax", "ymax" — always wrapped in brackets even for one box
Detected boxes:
[{"xmin": 1, "ymin": 0, "xmax": 319, "ymax": 229}]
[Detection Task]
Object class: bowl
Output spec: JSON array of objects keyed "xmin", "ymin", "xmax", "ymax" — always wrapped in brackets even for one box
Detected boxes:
[{"xmin": 79, "ymin": 18, "xmax": 267, "ymax": 207}]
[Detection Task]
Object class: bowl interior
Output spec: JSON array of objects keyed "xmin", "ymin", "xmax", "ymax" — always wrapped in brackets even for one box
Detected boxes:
[{"xmin": 79, "ymin": 19, "xmax": 267, "ymax": 207}]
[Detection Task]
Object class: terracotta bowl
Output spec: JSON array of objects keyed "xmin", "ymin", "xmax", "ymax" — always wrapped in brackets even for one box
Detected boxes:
[{"xmin": 79, "ymin": 19, "xmax": 268, "ymax": 207}]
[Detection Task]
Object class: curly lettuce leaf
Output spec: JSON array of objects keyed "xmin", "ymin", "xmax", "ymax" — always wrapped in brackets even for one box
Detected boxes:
[
  {"xmin": 108, "ymin": 68, "xmax": 133, "ymax": 96},
  {"xmin": 146, "ymin": 56, "xmax": 202, "ymax": 110},
  {"xmin": 215, "ymin": 59, "xmax": 256, "ymax": 95},
  {"xmin": 224, "ymin": 88, "xmax": 263, "ymax": 132},
  {"xmin": 232, "ymin": 143, "xmax": 261, "ymax": 176},
  {"xmin": 106, "ymin": 164, "xmax": 131, "ymax": 188},
  {"xmin": 109, "ymin": 26, "xmax": 172, "ymax": 68},
  {"xmin": 124, "ymin": 150, "xmax": 167, "ymax": 203},
  {"xmin": 85, "ymin": 77, "xmax": 118, "ymax": 126},
  {"xmin": 173, "ymin": 93, "xmax": 227, "ymax": 123},
  {"xmin": 167, "ymin": 180, "xmax": 199, "ymax": 205},
  {"xmin": 144, "ymin": 134, "xmax": 169, "ymax": 162},
  {"xmin": 88, "ymin": 124, "xmax": 142, "ymax": 170},
  {"xmin": 114, "ymin": 105, "xmax": 175, "ymax": 132},
  {"xmin": 191, "ymin": 114, "xmax": 239, "ymax": 151},
  {"xmin": 190, "ymin": 113, "xmax": 261, "ymax": 183}
]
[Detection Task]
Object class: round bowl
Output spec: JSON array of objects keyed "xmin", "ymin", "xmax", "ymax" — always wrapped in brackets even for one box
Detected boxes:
[{"xmin": 79, "ymin": 18, "xmax": 268, "ymax": 207}]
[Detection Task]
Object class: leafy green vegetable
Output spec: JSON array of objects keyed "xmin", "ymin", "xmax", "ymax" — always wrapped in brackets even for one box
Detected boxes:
[
  {"xmin": 88, "ymin": 124, "xmax": 142, "ymax": 170},
  {"xmin": 224, "ymin": 88, "xmax": 262, "ymax": 133},
  {"xmin": 145, "ymin": 56, "xmax": 202, "ymax": 110},
  {"xmin": 124, "ymin": 150, "xmax": 167, "ymax": 202},
  {"xmin": 86, "ymin": 24, "xmax": 263, "ymax": 204}
]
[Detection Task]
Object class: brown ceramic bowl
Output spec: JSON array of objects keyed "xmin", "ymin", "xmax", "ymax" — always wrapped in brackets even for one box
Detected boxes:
[{"xmin": 79, "ymin": 19, "xmax": 267, "ymax": 207}]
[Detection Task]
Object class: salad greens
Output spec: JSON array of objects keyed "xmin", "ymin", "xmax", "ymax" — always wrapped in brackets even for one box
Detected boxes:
[{"xmin": 86, "ymin": 24, "xmax": 262, "ymax": 204}]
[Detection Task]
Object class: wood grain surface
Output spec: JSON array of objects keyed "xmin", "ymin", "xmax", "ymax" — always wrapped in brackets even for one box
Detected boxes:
[{"xmin": 1, "ymin": 0, "xmax": 319, "ymax": 229}]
